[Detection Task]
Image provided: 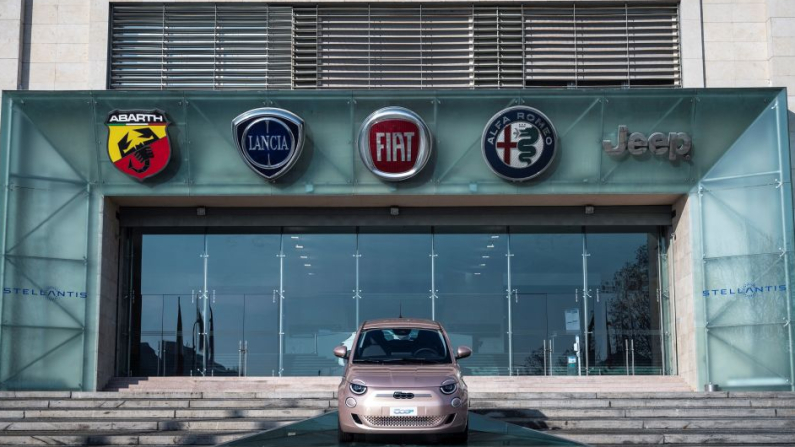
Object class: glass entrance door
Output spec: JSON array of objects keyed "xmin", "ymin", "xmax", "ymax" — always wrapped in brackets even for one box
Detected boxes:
[{"xmin": 128, "ymin": 226, "xmax": 670, "ymax": 377}]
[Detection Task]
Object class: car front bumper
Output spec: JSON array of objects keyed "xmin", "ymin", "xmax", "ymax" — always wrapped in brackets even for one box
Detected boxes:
[{"xmin": 338, "ymin": 386, "xmax": 468, "ymax": 435}]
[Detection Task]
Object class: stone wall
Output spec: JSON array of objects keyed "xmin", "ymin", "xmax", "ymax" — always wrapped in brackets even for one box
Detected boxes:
[{"xmin": 671, "ymin": 195, "xmax": 698, "ymax": 390}]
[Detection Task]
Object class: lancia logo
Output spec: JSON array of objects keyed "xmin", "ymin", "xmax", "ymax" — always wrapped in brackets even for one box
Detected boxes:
[
  {"xmin": 358, "ymin": 107, "xmax": 432, "ymax": 181},
  {"xmin": 232, "ymin": 108, "xmax": 305, "ymax": 180},
  {"xmin": 482, "ymin": 106, "xmax": 558, "ymax": 182},
  {"xmin": 106, "ymin": 110, "xmax": 171, "ymax": 181}
]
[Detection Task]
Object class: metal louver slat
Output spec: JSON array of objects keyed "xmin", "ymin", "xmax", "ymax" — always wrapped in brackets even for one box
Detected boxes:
[
  {"xmin": 524, "ymin": 3, "xmax": 679, "ymax": 87},
  {"xmin": 110, "ymin": 3, "xmax": 294, "ymax": 89},
  {"xmin": 111, "ymin": 2, "xmax": 681, "ymax": 90}
]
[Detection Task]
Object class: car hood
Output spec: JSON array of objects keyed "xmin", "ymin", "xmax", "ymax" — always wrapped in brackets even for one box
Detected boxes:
[{"xmin": 346, "ymin": 364, "xmax": 459, "ymax": 388}]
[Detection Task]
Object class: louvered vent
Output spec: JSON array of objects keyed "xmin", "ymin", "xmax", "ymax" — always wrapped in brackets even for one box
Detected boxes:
[
  {"xmin": 295, "ymin": 5, "xmax": 475, "ymax": 89},
  {"xmin": 110, "ymin": 3, "xmax": 680, "ymax": 90},
  {"xmin": 110, "ymin": 4, "xmax": 293, "ymax": 89},
  {"xmin": 524, "ymin": 4, "xmax": 680, "ymax": 87}
]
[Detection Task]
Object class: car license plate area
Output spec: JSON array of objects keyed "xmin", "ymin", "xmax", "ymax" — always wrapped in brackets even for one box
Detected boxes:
[{"xmin": 390, "ymin": 407, "xmax": 418, "ymax": 417}]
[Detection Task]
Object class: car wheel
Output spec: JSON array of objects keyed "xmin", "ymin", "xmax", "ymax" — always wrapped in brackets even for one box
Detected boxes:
[{"xmin": 338, "ymin": 421, "xmax": 354, "ymax": 443}]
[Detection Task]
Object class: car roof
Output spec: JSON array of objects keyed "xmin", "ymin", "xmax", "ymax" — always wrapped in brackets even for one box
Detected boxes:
[{"xmin": 361, "ymin": 318, "xmax": 442, "ymax": 330}]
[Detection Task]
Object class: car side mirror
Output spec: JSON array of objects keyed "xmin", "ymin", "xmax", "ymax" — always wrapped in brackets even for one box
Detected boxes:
[
  {"xmin": 334, "ymin": 345, "xmax": 348, "ymax": 359},
  {"xmin": 455, "ymin": 346, "xmax": 472, "ymax": 360}
]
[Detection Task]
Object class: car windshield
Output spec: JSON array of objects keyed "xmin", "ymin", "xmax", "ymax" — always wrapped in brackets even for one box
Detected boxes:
[{"xmin": 352, "ymin": 328, "xmax": 452, "ymax": 364}]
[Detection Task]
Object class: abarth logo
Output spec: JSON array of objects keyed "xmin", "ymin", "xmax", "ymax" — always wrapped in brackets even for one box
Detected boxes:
[
  {"xmin": 358, "ymin": 107, "xmax": 432, "ymax": 181},
  {"xmin": 482, "ymin": 106, "xmax": 558, "ymax": 182},
  {"xmin": 232, "ymin": 108, "xmax": 305, "ymax": 180},
  {"xmin": 106, "ymin": 110, "xmax": 171, "ymax": 181}
]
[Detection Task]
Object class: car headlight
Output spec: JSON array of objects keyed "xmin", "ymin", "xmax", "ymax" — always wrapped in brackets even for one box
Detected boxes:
[
  {"xmin": 440, "ymin": 382, "xmax": 457, "ymax": 395},
  {"xmin": 349, "ymin": 382, "xmax": 367, "ymax": 395}
]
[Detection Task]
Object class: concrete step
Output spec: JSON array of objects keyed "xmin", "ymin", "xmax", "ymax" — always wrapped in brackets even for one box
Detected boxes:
[
  {"xmin": 557, "ymin": 431, "xmax": 795, "ymax": 445},
  {"xmin": 0, "ymin": 432, "xmax": 251, "ymax": 445},
  {"xmin": 14, "ymin": 408, "xmax": 326, "ymax": 419},
  {"xmin": 499, "ymin": 418, "xmax": 795, "ymax": 431},
  {"xmin": 0, "ymin": 399, "xmax": 334, "ymax": 410}
]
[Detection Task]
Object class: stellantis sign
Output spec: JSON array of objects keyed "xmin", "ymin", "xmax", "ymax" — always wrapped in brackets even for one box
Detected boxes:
[{"xmin": 603, "ymin": 125, "xmax": 692, "ymax": 161}]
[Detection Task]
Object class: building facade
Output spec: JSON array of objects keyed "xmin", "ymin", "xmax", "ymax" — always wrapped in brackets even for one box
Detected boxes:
[{"xmin": 0, "ymin": 0, "xmax": 794, "ymax": 393}]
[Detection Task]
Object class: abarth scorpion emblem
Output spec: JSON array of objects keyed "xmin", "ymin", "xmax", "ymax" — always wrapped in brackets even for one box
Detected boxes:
[{"xmin": 106, "ymin": 110, "xmax": 171, "ymax": 181}]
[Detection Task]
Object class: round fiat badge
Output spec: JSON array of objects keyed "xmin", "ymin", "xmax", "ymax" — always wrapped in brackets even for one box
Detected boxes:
[
  {"xmin": 482, "ymin": 106, "xmax": 558, "ymax": 182},
  {"xmin": 358, "ymin": 107, "xmax": 432, "ymax": 181}
]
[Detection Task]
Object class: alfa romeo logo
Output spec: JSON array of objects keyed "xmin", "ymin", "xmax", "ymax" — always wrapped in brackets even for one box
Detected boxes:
[
  {"xmin": 232, "ymin": 108, "xmax": 305, "ymax": 180},
  {"xmin": 482, "ymin": 106, "xmax": 558, "ymax": 181}
]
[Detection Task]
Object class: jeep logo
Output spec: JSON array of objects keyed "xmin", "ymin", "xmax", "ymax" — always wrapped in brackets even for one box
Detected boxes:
[{"xmin": 603, "ymin": 125, "xmax": 692, "ymax": 161}]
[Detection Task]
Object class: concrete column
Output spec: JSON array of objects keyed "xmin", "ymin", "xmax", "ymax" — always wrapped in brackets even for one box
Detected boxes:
[{"xmin": 671, "ymin": 195, "xmax": 698, "ymax": 390}]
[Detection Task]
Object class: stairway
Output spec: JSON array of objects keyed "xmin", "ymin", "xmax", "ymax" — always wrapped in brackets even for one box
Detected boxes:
[
  {"xmin": 0, "ymin": 377, "xmax": 791, "ymax": 445},
  {"xmin": 471, "ymin": 390, "xmax": 795, "ymax": 446}
]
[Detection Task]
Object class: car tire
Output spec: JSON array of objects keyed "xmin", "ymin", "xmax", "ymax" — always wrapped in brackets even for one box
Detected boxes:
[{"xmin": 338, "ymin": 421, "xmax": 354, "ymax": 443}]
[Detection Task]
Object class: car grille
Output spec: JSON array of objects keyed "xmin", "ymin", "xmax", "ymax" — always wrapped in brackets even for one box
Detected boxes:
[{"xmin": 363, "ymin": 415, "xmax": 445, "ymax": 427}]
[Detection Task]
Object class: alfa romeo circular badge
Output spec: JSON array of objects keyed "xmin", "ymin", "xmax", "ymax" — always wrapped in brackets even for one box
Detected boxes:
[{"xmin": 481, "ymin": 106, "xmax": 558, "ymax": 182}]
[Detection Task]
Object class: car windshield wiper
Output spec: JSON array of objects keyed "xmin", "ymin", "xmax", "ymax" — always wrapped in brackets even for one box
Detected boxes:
[
  {"xmin": 394, "ymin": 358, "xmax": 445, "ymax": 364},
  {"xmin": 353, "ymin": 358, "xmax": 406, "ymax": 364}
]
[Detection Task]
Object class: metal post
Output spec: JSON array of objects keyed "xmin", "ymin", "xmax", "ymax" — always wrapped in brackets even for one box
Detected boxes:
[
  {"xmin": 543, "ymin": 340, "xmax": 547, "ymax": 376},
  {"xmin": 631, "ymin": 339, "xmax": 636, "ymax": 375},
  {"xmin": 657, "ymin": 233, "xmax": 667, "ymax": 376},
  {"xmin": 430, "ymin": 234, "xmax": 437, "ymax": 321},
  {"xmin": 506, "ymin": 235, "xmax": 513, "ymax": 376},
  {"xmin": 238, "ymin": 340, "xmax": 243, "ymax": 377},
  {"xmin": 549, "ymin": 338, "xmax": 554, "ymax": 375},
  {"xmin": 243, "ymin": 340, "xmax": 248, "ymax": 376},
  {"xmin": 582, "ymin": 235, "xmax": 589, "ymax": 376},
  {"xmin": 625, "ymin": 339, "xmax": 629, "ymax": 376},
  {"xmin": 201, "ymin": 236, "xmax": 209, "ymax": 376},
  {"xmin": 278, "ymin": 235, "xmax": 285, "ymax": 377},
  {"xmin": 354, "ymin": 235, "xmax": 361, "ymax": 326}
]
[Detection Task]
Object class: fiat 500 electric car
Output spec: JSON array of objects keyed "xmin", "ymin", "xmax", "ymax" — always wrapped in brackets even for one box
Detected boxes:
[{"xmin": 334, "ymin": 318, "xmax": 472, "ymax": 442}]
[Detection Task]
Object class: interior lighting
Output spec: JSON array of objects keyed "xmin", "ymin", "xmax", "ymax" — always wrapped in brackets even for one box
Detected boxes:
[
  {"xmin": 304, "ymin": 263, "xmax": 312, "ymax": 267},
  {"xmin": 487, "ymin": 244, "xmax": 495, "ymax": 249},
  {"xmin": 296, "ymin": 245, "xmax": 304, "ymax": 249}
]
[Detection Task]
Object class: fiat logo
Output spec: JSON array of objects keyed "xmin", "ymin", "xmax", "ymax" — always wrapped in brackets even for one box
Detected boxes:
[{"xmin": 358, "ymin": 107, "xmax": 432, "ymax": 181}]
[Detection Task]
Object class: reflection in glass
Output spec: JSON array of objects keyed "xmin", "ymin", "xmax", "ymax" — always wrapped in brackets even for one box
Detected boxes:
[
  {"xmin": 586, "ymin": 230, "xmax": 661, "ymax": 375},
  {"xmin": 358, "ymin": 231, "xmax": 432, "ymax": 321},
  {"xmin": 435, "ymin": 230, "xmax": 507, "ymax": 375},
  {"xmin": 131, "ymin": 227, "xmax": 669, "ymax": 377},
  {"xmin": 283, "ymin": 231, "xmax": 356, "ymax": 376},
  {"xmin": 510, "ymin": 231, "xmax": 583, "ymax": 376}
]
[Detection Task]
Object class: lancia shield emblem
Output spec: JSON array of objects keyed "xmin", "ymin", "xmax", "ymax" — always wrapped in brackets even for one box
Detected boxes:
[
  {"xmin": 482, "ymin": 106, "xmax": 558, "ymax": 182},
  {"xmin": 232, "ymin": 108, "xmax": 305, "ymax": 180},
  {"xmin": 106, "ymin": 110, "xmax": 171, "ymax": 181},
  {"xmin": 358, "ymin": 107, "xmax": 432, "ymax": 181}
]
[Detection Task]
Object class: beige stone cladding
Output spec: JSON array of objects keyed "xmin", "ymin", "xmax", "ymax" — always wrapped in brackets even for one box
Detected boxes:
[{"xmin": 671, "ymin": 195, "xmax": 698, "ymax": 390}]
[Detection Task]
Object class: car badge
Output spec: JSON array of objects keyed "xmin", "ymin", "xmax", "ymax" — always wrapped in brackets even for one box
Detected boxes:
[
  {"xmin": 232, "ymin": 108, "xmax": 305, "ymax": 180},
  {"xmin": 358, "ymin": 107, "xmax": 432, "ymax": 181},
  {"xmin": 482, "ymin": 106, "xmax": 558, "ymax": 182},
  {"xmin": 106, "ymin": 109, "xmax": 171, "ymax": 181}
]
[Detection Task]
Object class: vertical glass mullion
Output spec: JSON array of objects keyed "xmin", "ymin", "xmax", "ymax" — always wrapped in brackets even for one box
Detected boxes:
[
  {"xmin": 581, "ymin": 229, "xmax": 588, "ymax": 376},
  {"xmin": 506, "ymin": 231, "xmax": 513, "ymax": 376},
  {"xmin": 278, "ymin": 232, "xmax": 284, "ymax": 377}
]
